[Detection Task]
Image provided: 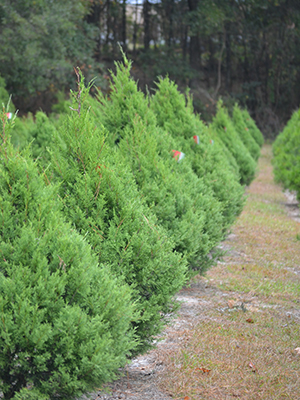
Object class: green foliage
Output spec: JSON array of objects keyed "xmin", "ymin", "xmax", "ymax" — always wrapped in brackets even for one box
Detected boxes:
[
  {"xmin": 9, "ymin": 115, "xmax": 32, "ymax": 150},
  {"xmin": 0, "ymin": 75, "xmax": 15, "ymax": 113},
  {"xmin": 27, "ymin": 111, "xmax": 57, "ymax": 163},
  {"xmin": 231, "ymin": 103, "xmax": 261, "ymax": 161},
  {"xmin": 211, "ymin": 101, "xmax": 257, "ymax": 186},
  {"xmin": 47, "ymin": 71, "xmax": 187, "ymax": 354},
  {"xmin": 240, "ymin": 108, "xmax": 264, "ymax": 147},
  {"xmin": 0, "ymin": 111, "xmax": 137, "ymax": 399},
  {"xmin": 0, "ymin": 0, "xmax": 95, "ymax": 101},
  {"xmin": 8, "ymin": 112, "xmax": 58, "ymax": 164},
  {"xmin": 51, "ymin": 90, "xmax": 72, "ymax": 115},
  {"xmin": 272, "ymin": 109, "xmax": 300, "ymax": 198},
  {"xmin": 94, "ymin": 56, "xmax": 157, "ymax": 144},
  {"xmin": 93, "ymin": 56, "xmax": 228, "ymax": 273},
  {"xmin": 150, "ymin": 77, "xmax": 245, "ymax": 227}
]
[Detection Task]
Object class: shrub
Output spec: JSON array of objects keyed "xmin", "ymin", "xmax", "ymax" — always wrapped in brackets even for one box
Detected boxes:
[
  {"xmin": 23, "ymin": 111, "xmax": 57, "ymax": 164},
  {"xmin": 240, "ymin": 108, "xmax": 264, "ymax": 147},
  {"xmin": 0, "ymin": 113, "xmax": 137, "ymax": 399},
  {"xmin": 5, "ymin": 112, "xmax": 50, "ymax": 155},
  {"xmin": 272, "ymin": 109, "xmax": 300, "ymax": 197},
  {"xmin": 231, "ymin": 103, "xmax": 261, "ymax": 161},
  {"xmin": 121, "ymin": 117, "xmax": 225, "ymax": 272},
  {"xmin": 210, "ymin": 101, "xmax": 257, "ymax": 186},
  {"xmin": 47, "ymin": 72, "xmax": 187, "ymax": 354},
  {"xmin": 0, "ymin": 75, "xmax": 15, "ymax": 113},
  {"xmin": 92, "ymin": 56, "xmax": 226, "ymax": 274},
  {"xmin": 150, "ymin": 77, "xmax": 245, "ymax": 227}
]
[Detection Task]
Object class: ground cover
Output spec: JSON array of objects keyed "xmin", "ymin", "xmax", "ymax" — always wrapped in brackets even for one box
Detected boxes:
[
  {"xmin": 84, "ymin": 144, "xmax": 300, "ymax": 400},
  {"xmin": 158, "ymin": 144, "xmax": 300, "ymax": 400}
]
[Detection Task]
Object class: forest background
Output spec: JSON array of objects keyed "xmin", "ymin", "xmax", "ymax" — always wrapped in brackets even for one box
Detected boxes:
[{"xmin": 1, "ymin": 0, "xmax": 300, "ymax": 138}]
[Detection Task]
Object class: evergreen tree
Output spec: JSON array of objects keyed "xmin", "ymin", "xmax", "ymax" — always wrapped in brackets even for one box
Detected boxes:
[
  {"xmin": 0, "ymin": 111, "xmax": 137, "ymax": 400},
  {"xmin": 272, "ymin": 109, "xmax": 300, "ymax": 198},
  {"xmin": 150, "ymin": 77, "xmax": 245, "ymax": 227},
  {"xmin": 0, "ymin": 75, "xmax": 15, "ymax": 113},
  {"xmin": 93, "ymin": 55, "xmax": 225, "ymax": 273},
  {"xmin": 231, "ymin": 103, "xmax": 261, "ymax": 161},
  {"xmin": 211, "ymin": 101, "xmax": 257, "ymax": 186},
  {"xmin": 240, "ymin": 108, "xmax": 264, "ymax": 147},
  {"xmin": 26, "ymin": 111, "xmax": 57, "ymax": 164},
  {"xmin": 47, "ymin": 71, "xmax": 187, "ymax": 354}
]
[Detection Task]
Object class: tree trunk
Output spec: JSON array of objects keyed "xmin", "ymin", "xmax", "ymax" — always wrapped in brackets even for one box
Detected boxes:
[
  {"xmin": 182, "ymin": 25, "xmax": 188, "ymax": 61},
  {"xmin": 106, "ymin": 0, "xmax": 111, "ymax": 47},
  {"xmin": 133, "ymin": 1, "xmax": 139, "ymax": 54},
  {"xmin": 264, "ymin": 31, "xmax": 269, "ymax": 105},
  {"xmin": 225, "ymin": 21, "xmax": 231, "ymax": 92},
  {"xmin": 187, "ymin": 0, "xmax": 201, "ymax": 70},
  {"xmin": 143, "ymin": 0, "xmax": 150, "ymax": 51},
  {"xmin": 122, "ymin": 0, "xmax": 127, "ymax": 51}
]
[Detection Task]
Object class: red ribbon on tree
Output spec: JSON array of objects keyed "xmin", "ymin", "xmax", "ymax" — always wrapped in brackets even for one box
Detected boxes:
[
  {"xmin": 193, "ymin": 135, "xmax": 200, "ymax": 144},
  {"xmin": 172, "ymin": 150, "xmax": 185, "ymax": 162}
]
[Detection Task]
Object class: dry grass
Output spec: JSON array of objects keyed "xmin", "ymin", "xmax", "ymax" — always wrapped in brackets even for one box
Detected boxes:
[{"xmin": 158, "ymin": 145, "xmax": 300, "ymax": 400}]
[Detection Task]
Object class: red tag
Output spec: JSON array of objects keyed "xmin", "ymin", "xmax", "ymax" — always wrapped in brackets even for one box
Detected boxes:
[
  {"xmin": 193, "ymin": 135, "xmax": 200, "ymax": 144},
  {"xmin": 172, "ymin": 150, "xmax": 185, "ymax": 162}
]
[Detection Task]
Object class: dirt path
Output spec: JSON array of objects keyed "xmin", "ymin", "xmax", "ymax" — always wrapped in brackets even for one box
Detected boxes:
[{"xmin": 82, "ymin": 145, "xmax": 300, "ymax": 400}]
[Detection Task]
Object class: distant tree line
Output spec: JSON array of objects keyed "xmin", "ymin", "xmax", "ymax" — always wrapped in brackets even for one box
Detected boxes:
[{"xmin": 1, "ymin": 0, "xmax": 300, "ymax": 134}]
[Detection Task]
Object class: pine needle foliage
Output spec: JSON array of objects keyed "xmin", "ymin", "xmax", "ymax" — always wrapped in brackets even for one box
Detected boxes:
[
  {"xmin": 47, "ymin": 70, "xmax": 187, "ymax": 354},
  {"xmin": 0, "ymin": 112, "xmax": 137, "ymax": 399},
  {"xmin": 231, "ymin": 103, "xmax": 261, "ymax": 161},
  {"xmin": 272, "ymin": 109, "xmax": 300, "ymax": 198},
  {"xmin": 92, "ymin": 55, "xmax": 226, "ymax": 274},
  {"xmin": 211, "ymin": 101, "xmax": 257, "ymax": 186},
  {"xmin": 150, "ymin": 77, "xmax": 245, "ymax": 227},
  {"xmin": 240, "ymin": 108, "xmax": 264, "ymax": 147},
  {"xmin": 26, "ymin": 111, "xmax": 57, "ymax": 164},
  {"xmin": 0, "ymin": 75, "xmax": 15, "ymax": 114},
  {"xmin": 120, "ymin": 117, "xmax": 225, "ymax": 273},
  {"xmin": 208, "ymin": 127, "xmax": 241, "ymax": 178}
]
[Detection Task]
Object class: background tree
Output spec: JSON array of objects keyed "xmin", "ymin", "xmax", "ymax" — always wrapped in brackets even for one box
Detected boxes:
[
  {"xmin": 0, "ymin": 0, "xmax": 96, "ymax": 112},
  {"xmin": 1, "ymin": 0, "xmax": 300, "ymax": 134}
]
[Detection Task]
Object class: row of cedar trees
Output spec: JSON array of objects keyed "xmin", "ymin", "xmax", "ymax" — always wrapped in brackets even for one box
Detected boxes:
[
  {"xmin": 273, "ymin": 109, "xmax": 300, "ymax": 200},
  {"xmin": 0, "ymin": 56, "xmax": 264, "ymax": 400}
]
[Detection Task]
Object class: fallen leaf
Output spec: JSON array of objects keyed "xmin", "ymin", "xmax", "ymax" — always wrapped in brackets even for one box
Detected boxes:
[
  {"xmin": 195, "ymin": 367, "xmax": 211, "ymax": 374},
  {"xmin": 295, "ymin": 347, "xmax": 300, "ymax": 355},
  {"xmin": 228, "ymin": 299, "xmax": 235, "ymax": 308},
  {"xmin": 184, "ymin": 397, "xmax": 190, "ymax": 400},
  {"xmin": 246, "ymin": 318, "xmax": 254, "ymax": 323}
]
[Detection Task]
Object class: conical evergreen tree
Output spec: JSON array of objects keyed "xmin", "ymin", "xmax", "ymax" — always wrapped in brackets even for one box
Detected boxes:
[
  {"xmin": 0, "ymin": 112, "xmax": 137, "ymax": 399},
  {"xmin": 240, "ymin": 108, "xmax": 264, "ymax": 147},
  {"xmin": 211, "ymin": 101, "xmax": 257, "ymax": 186},
  {"xmin": 47, "ymin": 71, "xmax": 187, "ymax": 354},
  {"xmin": 150, "ymin": 77, "xmax": 245, "ymax": 227},
  {"xmin": 92, "ymin": 55, "xmax": 225, "ymax": 273},
  {"xmin": 272, "ymin": 109, "xmax": 300, "ymax": 197},
  {"xmin": 231, "ymin": 103, "xmax": 261, "ymax": 161}
]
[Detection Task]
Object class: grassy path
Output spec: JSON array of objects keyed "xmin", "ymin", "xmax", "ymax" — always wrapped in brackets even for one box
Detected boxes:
[{"xmin": 158, "ymin": 145, "xmax": 300, "ymax": 400}]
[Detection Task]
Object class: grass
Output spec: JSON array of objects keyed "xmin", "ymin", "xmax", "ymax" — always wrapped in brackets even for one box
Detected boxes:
[
  {"xmin": 158, "ymin": 145, "xmax": 300, "ymax": 400},
  {"xmin": 162, "ymin": 312, "xmax": 299, "ymax": 399}
]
